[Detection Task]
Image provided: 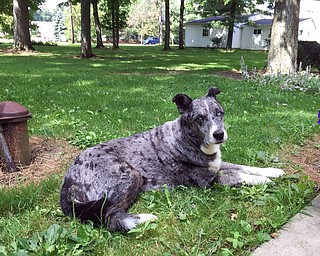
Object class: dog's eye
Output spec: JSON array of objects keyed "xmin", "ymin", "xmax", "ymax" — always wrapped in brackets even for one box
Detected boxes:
[
  {"xmin": 216, "ymin": 111, "xmax": 224, "ymax": 117},
  {"xmin": 195, "ymin": 115, "xmax": 206, "ymax": 125}
]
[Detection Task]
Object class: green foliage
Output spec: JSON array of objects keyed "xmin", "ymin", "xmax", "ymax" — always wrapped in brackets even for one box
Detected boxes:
[
  {"xmin": 0, "ymin": 45, "xmax": 319, "ymax": 255},
  {"xmin": 0, "ymin": 0, "xmax": 45, "ymax": 35},
  {"xmin": 64, "ymin": 2, "xmax": 81, "ymax": 43},
  {"xmin": 126, "ymin": 0, "xmax": 160, "ymax": 40},
  {"xmin": 240, "ymin": 56, "xmax": 320, "ymax": 95},
  {"xmin": 53, "ymin": 7, "xmax": 67, "ymax": 42},
  {"xmin": 0, "ymin": 13, "xmax": 13, "ymax": 36},
  {"xmin": 0, "ymin": 221, "xmax": 113, "ymax": 255},
  {"xmin": 31, "ymin": 40, "xmax": 58, "ymax": 46},
  {"xmin": 33, "ymin": 8, "xmax": 54, "ymax": 22}
]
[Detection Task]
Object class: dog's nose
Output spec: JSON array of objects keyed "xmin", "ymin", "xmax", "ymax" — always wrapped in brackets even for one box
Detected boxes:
[{"xmin": 213, "ymin": 130, "xmax": 224, "ymax": 141}]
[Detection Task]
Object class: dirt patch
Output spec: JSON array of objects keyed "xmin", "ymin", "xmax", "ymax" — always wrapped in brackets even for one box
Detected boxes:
[
  {"xmin": 0, "ymin": 134, "xmax": 319, "ymax": 188},
  {"xmin": 283, "ymin": 134, "xmax": 320, "ymax": 186},
  {"xmin": 0, "ymin": 48, "xmax": 45, "ymax": 56},
  {"xmin": 213, "ymin": 70, "xmax": 243, "ymax": 80},
  {"xmin": 0, "ymin": 137, "xmax": 79, "ymax": 188}
]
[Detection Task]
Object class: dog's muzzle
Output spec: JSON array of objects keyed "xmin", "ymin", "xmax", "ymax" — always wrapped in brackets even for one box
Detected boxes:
[
  {"xmin": 213, "ymin": 130, "xmax": 225, "ymax": 142},
  {"xmin": 200, "ymin": 129, "xmax": 227, "ymax": 155}
]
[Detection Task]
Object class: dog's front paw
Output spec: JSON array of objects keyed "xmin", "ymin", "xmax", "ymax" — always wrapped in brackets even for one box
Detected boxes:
[
  {"xmin": 241, "ymin": 166, "xmax": 285, "ymax": 178},
  {"xmin": 262, "ymin": 168, "xmax": 285, "ymax": 178},
  {"xmin": 239, "ymin": 173, "xmax": 273, "ymax": 185}
]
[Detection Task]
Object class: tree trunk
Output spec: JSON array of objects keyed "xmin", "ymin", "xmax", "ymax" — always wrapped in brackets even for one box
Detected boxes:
[
  {"xmin": 92, "ymin": 0, "xmax": 104, "ymax": 48},
  {"xmin": 225, "ymin": 0, "xmax": 237, "ymax": 50},
  {"xmin": 13, "ymin": 0, "xmax": 34, "ymax": 51},
  {"xmin": 178, "ymin": 0, "xmax": 185, "ymax": 50},
  {"xmin": 267, "ymin": 0, "xmax": 301, "ymax": 74},
  {"xmin": 163, "ymin": 0, "xmax": 171, "ymax": 50},
  {"xmin": 158, "ymin": 1, "xmax": 163, "ymax": 45},
  {"xmin": 111, "ymin": 0, "xmax": 116, "ymax": 49},
  {"xmin": 226, "ymin": 23, "xmax": 234, "ymax": 50},
  {"xmin": 69, "ymin": 0, "xmax": 75, "ymax": 44},
  {"xmin": 81, "ymin": 0, "xmax": 93, "ymax": 58},
  {"xmin": 115, "ymin": 0, "xmax": 120, "ymax": 49}
]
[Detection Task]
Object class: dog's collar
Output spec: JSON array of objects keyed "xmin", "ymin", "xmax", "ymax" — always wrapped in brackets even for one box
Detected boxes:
[{"xmin": 200, "ymin": 144, "xmax": 220, "ymax": 155}]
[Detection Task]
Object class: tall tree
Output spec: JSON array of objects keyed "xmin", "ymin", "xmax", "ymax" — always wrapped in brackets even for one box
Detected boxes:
[
  {"xmin": 267, "ymin": 0, "xmax": 301, "ymax": 74},
  {"xmin": 13, "ymin": 0, "xmax": 34, "ymax": 50},
  {"xmin": 92, "ymin": 0, "xmax": 104, "ymax": 48},
  {"xmin": 178, "ymin": 0, "xmax": 185, "ymax": 49},
  {"xmin": 81, "ymin": 0, "xmax": 93, "ymax": 58},
  {"xmin": 2, "ymin": 0, "xmax": 43, "ymax": 36},
  {"xmin": 163, "ymin": 0, "xmax": 171, "ymax": 50},
  {"xmin": 127, "ymin": 0, "xmax": 159, "ymax": 43},
  {"xmin": 114, "ymin": 0, "xmax": 120, "ymax": 49},
  {"xmin": 110, "ymin": 0, "xmax": 118, "ymax": 49},
  {"xmin": 225, "ymin": 0, "xmax": 238, "ymax": 50},
  {"xmin": 68, "ymin": 0, "xmax": 75, "ymax": 44}
]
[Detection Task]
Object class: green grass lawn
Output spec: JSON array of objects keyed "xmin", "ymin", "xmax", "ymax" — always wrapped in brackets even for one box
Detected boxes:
[{"xmin": 0, "ymin": 44, "xmax": 319, "ymax": 255}]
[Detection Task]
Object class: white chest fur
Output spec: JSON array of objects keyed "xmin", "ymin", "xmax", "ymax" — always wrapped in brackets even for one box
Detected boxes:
[{"xmin": 202, "ymin": 144, "xmax": 221, "ymax": 173}]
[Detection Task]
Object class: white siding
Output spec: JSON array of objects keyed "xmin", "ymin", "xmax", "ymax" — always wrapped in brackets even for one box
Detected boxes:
[
  {"xmin": 298, "ymin": 19, "xmax": 319, "ymax": 42},
  {"xmin": 240, "ymin": 26, "xmax": 270, "ymax": 50},
  {"xmin": 185, "ymin": 14, "xmax": 319, "ymax": 49},
  {"xmin": 185, "ymin": 23, "xmax": 242, "ymax": 48},
  {"xmin": 185, "ymin": 24, "xmax": 212, "ymax": 47}
]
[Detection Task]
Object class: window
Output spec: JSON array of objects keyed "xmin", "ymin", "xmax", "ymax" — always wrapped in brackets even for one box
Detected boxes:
[
  {"xmin": 299, "ymin": 30, "xmax": 303, "ymax": 35},
  {"xmin": 253, "ymin": 29, "xmax": 261, "ymax": 35},
  {"xmin": 202, "ymin": 28, "xmax": 209, "ymax": 37}
]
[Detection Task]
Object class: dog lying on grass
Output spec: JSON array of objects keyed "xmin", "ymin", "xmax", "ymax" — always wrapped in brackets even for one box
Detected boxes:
[{"xmin": 60, "ymin": 87, "xmax": 284, "ymax": 231}]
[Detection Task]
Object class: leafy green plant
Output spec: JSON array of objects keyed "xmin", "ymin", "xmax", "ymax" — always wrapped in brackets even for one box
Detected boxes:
[
  {"xmin": 127, "ymin": 221, "xmax": 158, "ymax": 239},
  {"xmin": 240, "ymin": 56, "xmax": 320, "ymax": 95},
  {"xmin": 226, "ymin": 231, "xmax": 244, "ymax": 249},
  {"xmin": 0, "ymin": 221, "xmax": 113, "ymax": 255}
]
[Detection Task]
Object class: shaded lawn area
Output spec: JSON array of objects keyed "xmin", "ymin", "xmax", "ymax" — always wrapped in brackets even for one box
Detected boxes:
[{"xmin": 0, "ymin": 44, "xmax": 319, "ymax": 255}]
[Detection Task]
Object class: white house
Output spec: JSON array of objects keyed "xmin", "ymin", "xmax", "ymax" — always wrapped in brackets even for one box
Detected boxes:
[
  {"xmin": 185, "ymin": 14, "xmax": 319, "ymax": 50},
  {"xmin": 32, "ymin": 21, "xmax": 55, "ymax": 42}
]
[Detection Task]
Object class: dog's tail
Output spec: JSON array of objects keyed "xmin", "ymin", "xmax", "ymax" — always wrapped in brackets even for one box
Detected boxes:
[{"xmin": 60, "ymin": 193, "xmax": 157, "ymax": 231}]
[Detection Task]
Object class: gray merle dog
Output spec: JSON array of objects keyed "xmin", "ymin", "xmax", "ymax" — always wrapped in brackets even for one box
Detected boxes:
[{"xmin": 60, "ymin": 87, "xmax": 284, "ymax": 231}]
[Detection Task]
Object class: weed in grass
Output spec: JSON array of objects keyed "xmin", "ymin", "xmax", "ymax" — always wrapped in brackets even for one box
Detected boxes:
[
  {"xmin": 4, "ymin": 221, "xmax": 112, "ymax": 255},
  {"xmin": 127, "ymin": 221, "xmax": 158, "ymax": 239}
]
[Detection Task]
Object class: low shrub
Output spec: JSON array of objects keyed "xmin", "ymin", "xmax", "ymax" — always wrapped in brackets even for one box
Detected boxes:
[
  {"xmin": 298, "ymin": 41, "xmax": 320, "ymax": 71},
  {"xmin": 31, "ymin": 40, "xmax": 58, "ymax": 46},
  {"xmin": 240, "ymin": 56, "xmax": 320, "ymax": 94}
]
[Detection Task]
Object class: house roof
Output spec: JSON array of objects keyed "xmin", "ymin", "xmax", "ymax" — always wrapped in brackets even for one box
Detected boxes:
[
  {"xmin": 253, "ymin": 19, "xmax": 272, "ymax": 25},
  {"xmin": 186, "ymin": 14, "xmax": 252, "ymax": 24},
  {"xmin": 186, "ymin": 15, "xmax": 311, "ymax": 26},
  {"xmin": 251, "ymin": 17, "xmax": 310, "ymax": 26}
]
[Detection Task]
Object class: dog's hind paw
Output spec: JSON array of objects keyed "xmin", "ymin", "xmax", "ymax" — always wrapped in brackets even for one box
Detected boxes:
[
  {"xmin": 137, "ymin": 214, "xmax": 158, "ymax": 224},
  {"xmin": 122, "ymin": 213, "xmax": 158, "ymax": 231}
]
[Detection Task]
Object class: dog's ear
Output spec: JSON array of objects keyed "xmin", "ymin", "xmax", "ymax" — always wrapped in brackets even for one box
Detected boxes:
[
  {"xmin": 172, "ymin": 94, "xmax": 192, "ymax": 114},
  {"xmin": 206, "ymin": 87, "xmax": 221, "ymax": 98}
]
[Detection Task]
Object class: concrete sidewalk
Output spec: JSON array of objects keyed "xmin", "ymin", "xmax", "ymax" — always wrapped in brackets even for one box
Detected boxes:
[{"xmin": 251, "ymin": 194, "xmax": 320, "ymax": 256}]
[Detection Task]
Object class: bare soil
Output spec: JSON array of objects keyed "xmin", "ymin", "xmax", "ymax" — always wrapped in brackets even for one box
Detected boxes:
[
  {"xmin": 282, "ymin": 134, "xmax": 320, "ymax": 186},
  {"xmin": 213, "ymin": 70, "xmax": 243, "ymax": 80},
  {"xmin": 0, "ymin": 48, "xmax": 44, "ymax": 56},
  {"xmin": 0, "ymin": 137, "xmax": 79, "ymax": 187},
  {"xmin": 0, "ymin": 134, "xmax": 319, "ymax": 188}
]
